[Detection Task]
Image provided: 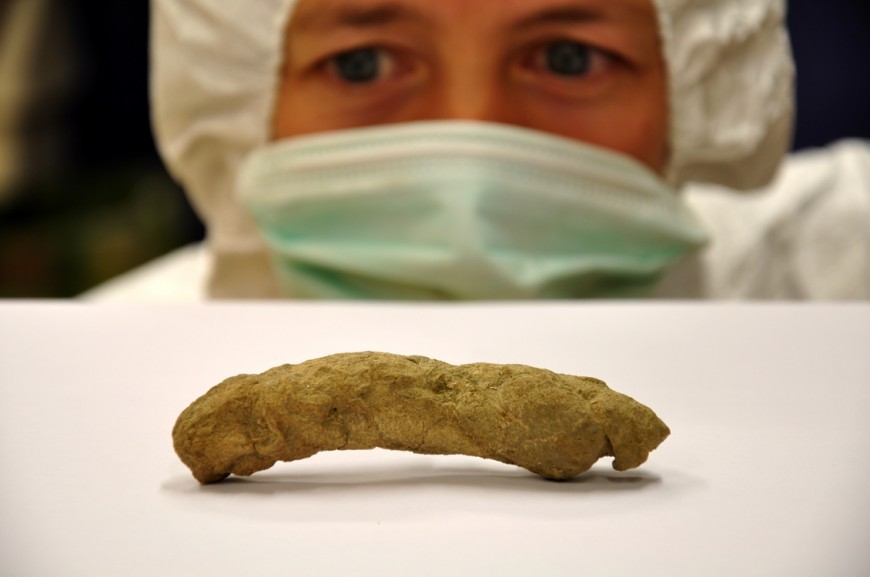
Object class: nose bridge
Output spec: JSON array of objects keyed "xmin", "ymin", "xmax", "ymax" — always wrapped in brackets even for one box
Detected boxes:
[{"xmin": 432, "ymin": 55, "xmax": 514, "ymax": 124}]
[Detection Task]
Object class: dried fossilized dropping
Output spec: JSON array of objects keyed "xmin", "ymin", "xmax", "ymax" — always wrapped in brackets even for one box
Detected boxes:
[{"xmin": 173, "ymin": 352, "xmax": 670, "ymax": 483}]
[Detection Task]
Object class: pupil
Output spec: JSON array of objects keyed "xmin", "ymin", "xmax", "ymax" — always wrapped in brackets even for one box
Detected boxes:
[
  {"xmin": 546, "ymin": 42, "xmax": 590, "ymax": 76},
  {"xmin": 335, "ymin": 49, "xmax": 379, "ymax": 83}
]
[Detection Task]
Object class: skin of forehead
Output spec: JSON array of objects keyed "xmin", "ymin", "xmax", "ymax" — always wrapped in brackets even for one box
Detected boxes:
[
  {"xmin": 288, "ymin": 0, "xmax": 662, "ymax": 64},
  {"xmin": 292, "ymin": 0, "xmax": 658, "ymax": 29}
]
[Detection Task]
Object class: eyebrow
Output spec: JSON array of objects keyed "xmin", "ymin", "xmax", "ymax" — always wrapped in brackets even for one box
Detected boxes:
[
  {"xmin": 293, "ymin": 2, "xmax": 427, "ymax": 31},
  {"xmin": 512, "ymin": 5, "xmax": 608, "ymax": 31}
]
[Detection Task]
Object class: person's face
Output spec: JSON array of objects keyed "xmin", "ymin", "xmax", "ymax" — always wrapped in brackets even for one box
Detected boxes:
[{"xmin": 273, "ymin": 0, "xmax": 669, "ymax": 173}]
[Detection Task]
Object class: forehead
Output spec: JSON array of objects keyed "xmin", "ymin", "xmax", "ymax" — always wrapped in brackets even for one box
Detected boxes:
[{"xmin": 291, "ymin": 0, "xmax": 660, "ymax": 32}]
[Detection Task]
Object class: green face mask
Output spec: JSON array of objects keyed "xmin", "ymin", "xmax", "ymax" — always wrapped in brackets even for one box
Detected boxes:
[{"xmin": 237, "ymin": 121, "xmax": 708, "ymax": 300}]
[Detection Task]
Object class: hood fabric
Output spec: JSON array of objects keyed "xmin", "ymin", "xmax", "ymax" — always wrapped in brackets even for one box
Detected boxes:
[{"xmin": 150, "ymin": 0, "xmax": 795, "ymax": 298}]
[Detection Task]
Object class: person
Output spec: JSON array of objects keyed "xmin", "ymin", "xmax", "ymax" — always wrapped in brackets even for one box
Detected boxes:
[{"xmin": 86, "ymin": 0, "xmax": 869, "ymax": 300}]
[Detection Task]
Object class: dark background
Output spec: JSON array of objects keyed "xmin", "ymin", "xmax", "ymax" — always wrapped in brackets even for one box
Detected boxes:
[{"xmin": 0, "ymin": 0, "xmax": 868, "ymax": 297}]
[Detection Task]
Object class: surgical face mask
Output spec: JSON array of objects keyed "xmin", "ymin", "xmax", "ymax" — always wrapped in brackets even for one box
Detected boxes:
[{"xmin": 236, "ymin": 121, "xmax": 709, "ymax": 299}]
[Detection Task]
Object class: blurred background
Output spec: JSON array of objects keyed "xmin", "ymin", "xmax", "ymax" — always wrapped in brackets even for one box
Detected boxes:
[
  {"xmin": 0, "ymin": 0, "xmax": 868, "ymax": 298},
  {"xmin": 0, "ymin": 0, "xmax": 203, "ymax": 298}
]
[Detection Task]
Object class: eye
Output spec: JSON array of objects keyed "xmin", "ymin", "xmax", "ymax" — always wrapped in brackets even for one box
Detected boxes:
[
  {"xmin": 544, "ymin": 41, "xmax": 592, "ymax": 76},
  {"xmin": 516, "ymin": 39, "xmax": 620, "ymax": 101},
  {"xmin": 330, "ymin": 48, "xmax": 392, "ymax": 84}
]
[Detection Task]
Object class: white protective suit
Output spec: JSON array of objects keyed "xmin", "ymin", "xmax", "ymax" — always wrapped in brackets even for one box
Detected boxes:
[{"xmin": 86, "ymin": 0, "xmax": 870, "ymax": 300}]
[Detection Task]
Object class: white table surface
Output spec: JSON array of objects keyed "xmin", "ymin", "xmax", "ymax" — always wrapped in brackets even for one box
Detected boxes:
[{"xmin": 1, "ymin": 302, "xmax": 868, "ymax": 577}]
